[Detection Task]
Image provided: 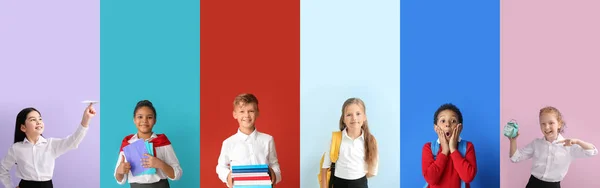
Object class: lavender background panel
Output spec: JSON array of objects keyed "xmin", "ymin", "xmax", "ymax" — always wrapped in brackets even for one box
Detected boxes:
[{"xmin": 0, "ymin": 0, "xmax": 100, "ymax": 187}]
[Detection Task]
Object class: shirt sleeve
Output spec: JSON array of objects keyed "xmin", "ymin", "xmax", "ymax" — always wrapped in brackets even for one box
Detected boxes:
[
  {"xmin": 321, "ymin": 139, "xmax": 332, "ymax": 169},
  {"xmin": 421, "ymin": 143, "xmax": 449, "ymax": 185},
  {"xmin": 114, "ymin": 151, "xmax": 128, "ymax": 185},
  {"xmin": 161, "ymin": 145, "xmax": 183, "ymax": 181},
  {"xmin": 216, "ymin": 140, "xmax": 231, "ymax": 184},
  {"xmin": 0, "ymin": 146, "xmax": 16, "ymax": 188},
  {"xmin": 268, "ymin": 137, "xmax": 282, "ymax": 184},
  {"xmin": 450, "ymin": 142, "xmax": 477, "ymax": 183},
  {"xmin": 570, "ymin": 144, "xmax": 599, "ymax": 158},
  {"xmin": 510, "ymin": 140, "xmax": 535, "ymax": 163},
  {"xmin": 52, "ymin": 125, "xmax": 89, "ymax": 157}
]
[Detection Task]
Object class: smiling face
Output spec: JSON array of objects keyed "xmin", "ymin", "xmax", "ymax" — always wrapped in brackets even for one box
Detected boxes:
[
  {"xmin": 435, "ymin": 109, "xmax": 459, "ymax": 140},
  {"xmin": 21, "ymin": 110, "xmax": 44, "ymax": 138},
  {"xmin": 134, "ymin": 106, "xmax": 155, "ymax": 135},
  {"xmin": 539, "ymin": 112, "xmax": 561, "ymax": 141},
  {"xmin": 342, "ymin": 103, "xmax": 366, "ymax": 131},
  {"xmin": 233, "ymin": 102, "xmax": 258, "ymax": 130}
]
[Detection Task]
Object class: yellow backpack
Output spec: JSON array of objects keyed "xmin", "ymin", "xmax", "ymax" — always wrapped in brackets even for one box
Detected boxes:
[{"xmin": 318, "ymin": 131, "xmax": 343, "ymax": 188}]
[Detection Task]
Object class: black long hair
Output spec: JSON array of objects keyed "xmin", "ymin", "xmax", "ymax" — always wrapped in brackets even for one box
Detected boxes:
[{"xmin": 14, "ymin": 108, "xmax": 40, "ymax": 143}]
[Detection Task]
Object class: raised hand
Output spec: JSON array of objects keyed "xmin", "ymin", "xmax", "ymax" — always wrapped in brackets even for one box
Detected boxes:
[
  {"xmin": 449, "ymin": 123, "xmax": 462, "ymax": 153},
  {"xmin": 81, "ymin": 103, "xmax": 97, "ymax": 127},
  {"xmin": 434, "ymin": 125, "xmax": 449, "ymax": 155},
  {"xmin": 557, "ymin": 138, "xmax": 580, "ymax": 146}
]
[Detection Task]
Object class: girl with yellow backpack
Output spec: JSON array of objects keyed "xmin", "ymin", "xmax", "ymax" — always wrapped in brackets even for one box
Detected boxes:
[{"xmin": 318, "ymin": 98, "xmax": 379, "ymax": 188}]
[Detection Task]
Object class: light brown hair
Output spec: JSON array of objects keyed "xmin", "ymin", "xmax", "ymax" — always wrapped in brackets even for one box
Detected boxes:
[
  {"xmin": 233, "ymin": 93, "xmax": 259, "ymax": 112},
  {"xmin": 339, "ymin": 98, "xmax": 378, "ymax": 174}
]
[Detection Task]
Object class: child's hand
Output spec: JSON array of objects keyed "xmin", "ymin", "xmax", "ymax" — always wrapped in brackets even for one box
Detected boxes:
[
  {"xmin": 508, "ymin": 131, "xmax": 520, "ymax": 141},
  {"xmin": 81, "ymin": 103, "xmax": 97, "ymax": 127},
  {"xmin": 269, "ymin": 167, "xmax": 276, "ymax": 185},
  {"xmin": 557, "ymin": 138, "xmax": 580, "ymax": 146},
  {"xmin": 449, "ymin": 124, "xmax": 463, "ymax": 153},
  {"xmin": 434, "ymin": 125, "xmax": 450, "ymax": 154},
  {"xmin": 117, "ymin": 154, "xmax": 131, "ymax": 175},
  {"xmin": 142, "ymin": 153, "xmax": 166, "ymax": 169},
  {"xmin": 227, "ymin": 171, "xmax": 233, "ymax": 187}
]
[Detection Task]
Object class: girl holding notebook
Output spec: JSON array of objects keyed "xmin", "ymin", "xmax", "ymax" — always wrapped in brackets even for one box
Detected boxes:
[
  {"xmin": 0, "ymin": 103, "xmax": 96, "ymax": 188},
  {"xmin": 114, "ymin": 100, "xmax": 183, "ymax": 188}
]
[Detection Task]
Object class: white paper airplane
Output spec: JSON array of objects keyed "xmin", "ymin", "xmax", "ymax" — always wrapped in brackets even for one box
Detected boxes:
[{"xmin": 81, "ymin": 100, "xmax": 99, "ymax": 104}]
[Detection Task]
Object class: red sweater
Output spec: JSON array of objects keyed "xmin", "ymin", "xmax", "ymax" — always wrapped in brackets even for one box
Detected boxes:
[{"xmin": 421, "ymin": 141, "xmax": 477, "ymax": 188}]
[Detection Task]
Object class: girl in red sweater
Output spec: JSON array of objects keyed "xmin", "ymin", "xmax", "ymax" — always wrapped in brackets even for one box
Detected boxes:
[{"xmin": 421, "ymin": 103, "xmax": 477, "ymax": 188}]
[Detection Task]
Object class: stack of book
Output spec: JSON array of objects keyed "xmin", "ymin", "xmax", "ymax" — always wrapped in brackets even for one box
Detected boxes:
[
  {"xmin": 122, "ymin": 139, "xmax": 156, "ymax": 176},
  {"xmin": 232, "ymin": 164, "xmax": 272, "ymax": 188}
]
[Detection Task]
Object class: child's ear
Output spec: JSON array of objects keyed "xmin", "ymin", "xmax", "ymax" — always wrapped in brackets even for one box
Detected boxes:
[
  {"xmin": 232, "ymin": 111, "xmax": 236, "ymax": 119},
  {"xmin": 20, "ymin": 124, "xmax": 27, "ymax": 132}
]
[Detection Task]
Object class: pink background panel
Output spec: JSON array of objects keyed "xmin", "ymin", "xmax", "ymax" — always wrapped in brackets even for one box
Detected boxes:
[{"xmin": 501, "ymin": 0, "xmax": 600, "ymax": 187}]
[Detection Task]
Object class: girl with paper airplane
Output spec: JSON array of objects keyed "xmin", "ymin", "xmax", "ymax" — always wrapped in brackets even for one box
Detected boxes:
[
  {"xmin": 0, "ymin": 103, "xmax": 97, "ymax": 188},
  {"xmin": 114, "ymin": 100, "xmax": 182, "ymax": 188}
]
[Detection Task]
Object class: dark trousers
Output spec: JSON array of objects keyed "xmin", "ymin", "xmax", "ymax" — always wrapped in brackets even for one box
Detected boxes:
[
  {"xmin": 526, "ymin": 175, "xmax": 560, "ymax": 188},
  {"xmin": 18, "ymin": 179, "xmax": 53, "ymax": 188},
  {"xmin": 130, "ymin": 179, "xmax": 170, "ymax": 188},
  {"xmin": 331, "ymin": 175, "xmax": 368, "ymax": 188}
]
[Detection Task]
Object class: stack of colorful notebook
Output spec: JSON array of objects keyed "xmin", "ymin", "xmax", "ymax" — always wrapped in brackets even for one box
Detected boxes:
[
  {"xmin": 122, "ymin": 139, "xmax": 156, "ymax": 176},
  {"xmin": 232, "ymin": 164, "xmax": 272, "ymax": 188}
]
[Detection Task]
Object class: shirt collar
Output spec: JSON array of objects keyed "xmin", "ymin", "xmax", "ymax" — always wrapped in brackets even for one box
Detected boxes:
[
  {"xmin": 342, "ymin": 128, "xmax": 365, "ymax": 140},
  {"xmin": 131, "ymin": 132, "xmax": 158, "ymax": 142},
  {"xmin": 23, "ymin": 136, "xmax": 47, "ymax": 145},
  {"xmin": 437, "ymin": 137, "xmax": 462, "ymax": 144},
  {"xmin": 236, "ymin": 128, "xmax": 258, "ymax": 141},
  {"xmin": 548, "ymin": 134, "xmax": 565, "ymax": 144}
]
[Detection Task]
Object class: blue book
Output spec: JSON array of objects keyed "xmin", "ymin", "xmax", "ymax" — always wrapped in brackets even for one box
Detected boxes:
[
  {"xmin": 232, "ymin": 164, "xmax": 269, "ymax": 170},
  {"xmin": 123, "ymin": 140, "xmax": 156, "ymax": 176},
  {"xmin": 231, "ymin": 168, "xmax": 269, "ymax": 173}
]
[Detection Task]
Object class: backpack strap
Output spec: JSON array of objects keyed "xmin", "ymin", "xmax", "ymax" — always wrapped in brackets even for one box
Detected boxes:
[
  {"xmin": 328, "ymin": 131, "xmax": 343, "ymax": 188},
  {"xmin": 458, "ymin": 140, "xmax": 467, "ymax": 156},
  {"xmin": 330, "ymin": 131, "xmax": 343, "ymax": 163},
  {"xmin": 458, "ymin": 140, "xmax": 468, "ymax": 188},
  {"xmin": 431, "ymin": 140, "xmax": 439, "ymax": 159}
]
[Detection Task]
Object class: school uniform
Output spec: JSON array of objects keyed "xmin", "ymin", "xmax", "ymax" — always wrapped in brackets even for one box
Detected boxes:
[
  {"xmin": 421, "ymin": 137, "xmax": 477, "ymax": 188},
  {"xmin": 0, "ymin": 125, "xmax": 89, "ymax": 188},
  {"xmin": 114, "ymin": 133, "xmax": 182, "ymax": 188},
  {"xmin": 510, "ymin": 134, "xmax": 598, "ymax": 188},
  {"xmin": 216, "ymin": 128, "xmax": 282, "ymax": 186},
  {"xmin": 322, "ymin": 129, "xmax": 379, "ymax": 188}
]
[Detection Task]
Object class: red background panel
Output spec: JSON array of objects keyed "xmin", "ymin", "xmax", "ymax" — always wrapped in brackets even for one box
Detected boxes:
[{"xmin": 199, "ymin": 0, "xmax": 300, "ymax": 187}]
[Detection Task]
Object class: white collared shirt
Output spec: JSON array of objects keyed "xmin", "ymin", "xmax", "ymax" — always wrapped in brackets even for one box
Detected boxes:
[
  {"xmin": 322, "ymin": 129, "xmax": 379, "ymax": 180},
  {"xmin": 114, "ymin": 133, "xmax": 182, "ymax": 184},
  {"xmin": 216, "ymin": 128, "xmax": 282, "ymax": 186},
  {"xmin": 0, "ymin": 125, "xmax": 89, "ymax": 188},
  {"xmin": 511, "ymin": 134, "xmax": 598, "ymax": 182}
]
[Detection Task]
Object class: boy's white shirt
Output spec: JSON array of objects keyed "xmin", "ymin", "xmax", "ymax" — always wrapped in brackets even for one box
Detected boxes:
[
  {"xmin": 510, "ymin": 134, "xmax": 598, "ymax": 182},
  {"xmin": 216, "ymin": 128, "xmax": 282, "ymax": 186},
  {"xmin": 113, "ymin": 133, "xmax": 182, "ymax": 184}
]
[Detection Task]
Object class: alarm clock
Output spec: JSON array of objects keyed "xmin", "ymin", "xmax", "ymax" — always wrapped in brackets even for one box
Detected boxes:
[{"xmin": 503, "ymin": 120, "xmax": 519, "ymax": 138}]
